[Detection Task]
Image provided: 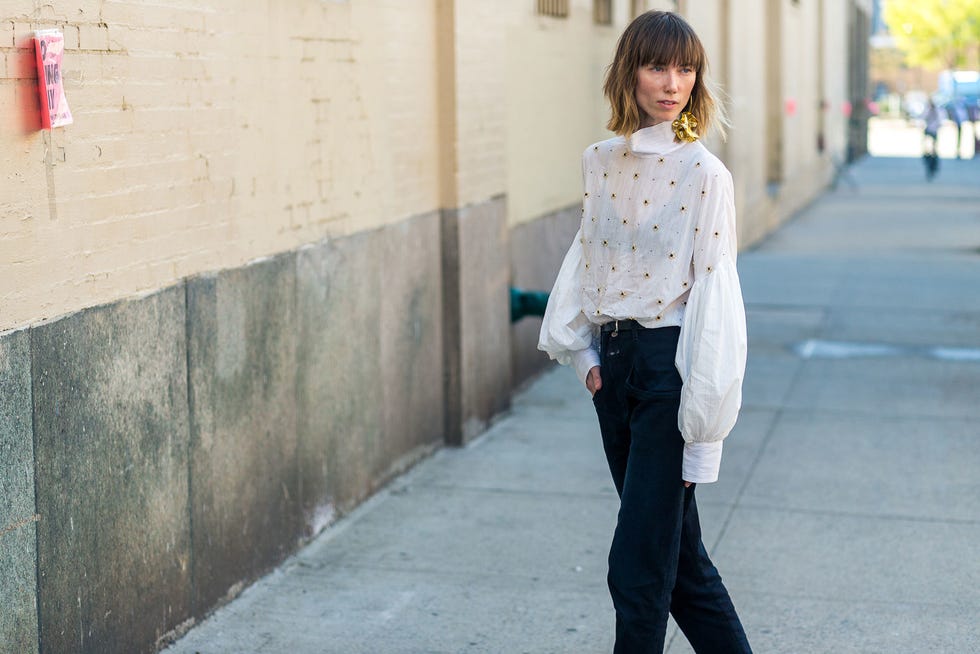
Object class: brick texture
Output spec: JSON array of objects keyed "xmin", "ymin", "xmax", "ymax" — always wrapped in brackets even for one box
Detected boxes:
[
  {"xmin": 1, "ymin": 0, "xmax": 858, "ymax": 332},
  {"xmin": 0, "ymin": 1, "xmax": 441, "ymax": 331}
]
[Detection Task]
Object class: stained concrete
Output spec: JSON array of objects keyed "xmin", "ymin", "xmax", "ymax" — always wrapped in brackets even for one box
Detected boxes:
[
  {"xmin": 186, "ymin": 255, "xmax": 302, "ymax": 613},
  {"xmin": 508, "ymin": 204, "xmax": 580, "ymax": 388},
  {"xmin": 295, "ymin": 232, "xmax": 381, "ymax": 528},
  {"xmin": 442, "ymin": 197, "xmax": 513, "ymax": 444},
  {"xmin": 31, "ymin": 286, "xmax": 191, "ymax": 654},
  {"xmin": 0, "ymin": 329, "xmax": 38, "ymax": 654},
  {"xmin": 10, "ymin": 206, "xmax": 502, "ymax": 653},
  {"xmin": 295, "ymin": 214, "xmax": 444, "ymax": 529},
  {"xmin": 377, "ymin": 214, "xmax": 445, "ymax": 473}
]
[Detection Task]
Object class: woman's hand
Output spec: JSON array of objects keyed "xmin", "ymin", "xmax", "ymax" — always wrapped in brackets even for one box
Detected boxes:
[
  {"xmin": 684, "ymin": 481, "xmax": 693, "ymax": 488},
  {"xmin": 586, "ymin": 366, "xmax": 602, "ymax": 396}
]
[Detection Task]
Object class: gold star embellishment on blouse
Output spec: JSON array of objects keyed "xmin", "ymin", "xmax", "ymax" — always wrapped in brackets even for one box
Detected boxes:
[
  {"xmin": 631, "ymin": 244, "xmax": 637, "ymax": 251},
  {"xmin": 670, "ymin": 180, "xmax": 676, "ymax": 187},
  {"xmin": 658, "ymin": 157, "xmax": 665, "ymax": 164},
  {"xmin": 633, "ymin": 173, "xmax": 639, "ymax": 179},
  {"xmin": 695, "ymin": 162, "xmax": 702, "ymax": 168},
  {"xmin": 603, "ymin": 172, "xmax": 608, "ymax": 178},
  {"xmin": 668, "ymin": 252, "xmax": 676, "ymax": 259},
  {"xmin": 602, "ymin": 240, "xmax": 608, "ymax": 246},
  {"xmin": 622, "ymin": 218, "xmax": 628, "ymax": 225},
  {"xmin": 644, "ymin": 272, "xmax": 651, "ymax": 279},
  {"xmin": 680, "ymin": 206, "xmax": 687, "ymax": 212},
  {"xmin": 714, "ymin": 231, "xmax": 720, "ymax": 237},
  {"xmin": 653, "ymin": 224, "xmax": 659, "ymax": 231},
  {"xmin": 643, "ymin": 200, "xmax": 649, "ymax": 205},
  {"xmin": 611, "ymin": 193, "xmax": 617, "ymax": 198}
]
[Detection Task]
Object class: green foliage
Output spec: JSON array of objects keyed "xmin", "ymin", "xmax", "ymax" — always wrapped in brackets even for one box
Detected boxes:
[{"xmin": 883, "ymin": 0, "xmax": 980, "ymax": 71}]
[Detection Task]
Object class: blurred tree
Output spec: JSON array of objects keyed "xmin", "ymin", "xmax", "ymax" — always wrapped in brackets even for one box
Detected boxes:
[{"xmin": 884, "ymin": 0, "xmax": 980, "ymax": 70}]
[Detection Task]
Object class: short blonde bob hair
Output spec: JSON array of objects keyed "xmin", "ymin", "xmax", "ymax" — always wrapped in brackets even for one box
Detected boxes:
[{"xmin": 603, "ymin": 11, "xmax": 728, "ymax": 139}]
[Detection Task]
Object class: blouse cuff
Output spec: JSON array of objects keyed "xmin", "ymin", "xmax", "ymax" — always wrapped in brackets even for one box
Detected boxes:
[
  {"xmin": 682, "ymin": 441, "xmax": 724, "ymax": 484},
  {"xmin": 571, "ymin": 347, "xmax": 600, "ymax": 386}
]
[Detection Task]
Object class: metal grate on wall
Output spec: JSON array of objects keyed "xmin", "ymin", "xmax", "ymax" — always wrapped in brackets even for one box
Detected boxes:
[
  {"xmin": 594, "ymin": 0, "xmax": 613, "ymax": 24},
  {"xmin": 537, "ymin": 0, "xmax": 569, "ymax": 18}
]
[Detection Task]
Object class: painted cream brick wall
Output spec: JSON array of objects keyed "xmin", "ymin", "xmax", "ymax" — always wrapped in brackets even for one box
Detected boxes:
[
  {"xmin": 1, "ymin": 0, "xmax": 441, "ymax": 331},
  {"xmin": 452, "ymin": 0, "xmax": 507, "ymax": 207},
  {"xmin": 502, "ymin": 0, "xmax": 620, "ymax": 227},
  {"xmin": 1, "ymin": 0, "xmax": 863, "ymax": 332},
  {"xmin": 822, "ymin": 0, "xmax": 850, "ymax": 159},
  {"xmin": 781, "ymin": 0, "xmax": 820, "ymax": 181},
  {"xmin": 725, "ymin": 0, "xmax": 771, "ymax": 241}
]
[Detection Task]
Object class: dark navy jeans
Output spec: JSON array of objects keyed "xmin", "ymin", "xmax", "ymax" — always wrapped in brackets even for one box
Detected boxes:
[{"xmin": 592, "ymin": 325, "xmax": 752, "ymax": 654}]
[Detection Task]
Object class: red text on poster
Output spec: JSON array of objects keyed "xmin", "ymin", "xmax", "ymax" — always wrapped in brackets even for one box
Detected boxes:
[{"xmin": 33, "ymin": 29, "xmax": 73, "ymax": 129}]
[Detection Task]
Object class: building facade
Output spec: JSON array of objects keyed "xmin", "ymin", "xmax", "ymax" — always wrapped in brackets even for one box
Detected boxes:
[{"xmin": 0, "ymin": 1, "xmax": 870, "ymax": 651}]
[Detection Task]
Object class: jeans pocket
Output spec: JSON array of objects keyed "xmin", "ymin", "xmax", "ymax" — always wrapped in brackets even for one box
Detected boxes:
[{"xmin": 624, "ymin": 366, "xmax": 682, "ymax": 401}]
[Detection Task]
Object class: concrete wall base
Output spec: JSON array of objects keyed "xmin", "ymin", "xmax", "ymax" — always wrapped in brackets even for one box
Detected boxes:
[
  {"xmin": 0, "ymin": 329, "xmax": 39, "ymax": 654},
  {"xmin": 0, "ymin": 210, "xmax": 457, "ymax": 654},
  {"xmin": 441, "ymin": 196, "xmax": 512, "ymax": 445}
]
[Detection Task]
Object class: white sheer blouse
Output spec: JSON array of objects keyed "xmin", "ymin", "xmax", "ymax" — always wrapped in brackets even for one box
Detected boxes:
[{"xmin": 538, "ymin": 120, "xmax": 747, "ymax": 483}]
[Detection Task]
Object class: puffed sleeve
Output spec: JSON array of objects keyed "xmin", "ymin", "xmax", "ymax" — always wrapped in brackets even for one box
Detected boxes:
[
  {"xmin": 674, "ymin": 168, "xmax": 747, "ymax": 483},
  {"xmin": 538, "ymin": 227, "xmax": 600, "ymax": 385}
]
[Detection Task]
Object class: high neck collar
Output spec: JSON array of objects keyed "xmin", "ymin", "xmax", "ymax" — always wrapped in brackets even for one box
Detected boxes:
[{"xmin": 626, "ymin": 120, "xmax": 686, "ymax": 156}]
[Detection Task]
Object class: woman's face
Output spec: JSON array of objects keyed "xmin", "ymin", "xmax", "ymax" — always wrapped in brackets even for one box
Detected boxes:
[{"xmin": 634, "ymin": 62, "xmax": 696, "ymax": 129}]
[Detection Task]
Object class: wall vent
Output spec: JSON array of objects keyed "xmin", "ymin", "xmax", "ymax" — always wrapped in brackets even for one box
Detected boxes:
[{"xmin": 537, "ymin": 0, "xmax": 569, "ymax": 18}]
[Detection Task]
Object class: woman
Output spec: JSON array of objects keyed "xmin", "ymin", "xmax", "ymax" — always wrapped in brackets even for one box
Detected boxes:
[{"xmin": 538, "ymin": 11, "xmax": 752, "ymax": 654}]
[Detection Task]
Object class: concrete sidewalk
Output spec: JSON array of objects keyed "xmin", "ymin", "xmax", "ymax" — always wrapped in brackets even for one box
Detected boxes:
[{"xmin": 165, "ymin": 153, "xmax": 980, "ymax": 654}]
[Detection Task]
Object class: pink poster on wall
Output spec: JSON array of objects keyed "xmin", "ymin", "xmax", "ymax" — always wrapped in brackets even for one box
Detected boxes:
[{"xmin": 33, "ymin": 29, "xmax": 73, "ymax": 129}]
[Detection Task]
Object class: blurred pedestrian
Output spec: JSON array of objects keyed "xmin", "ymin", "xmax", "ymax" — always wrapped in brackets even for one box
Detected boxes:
[
  {"xmin": 538, "ymin": 11, "xmax": 752, "ymax": 654},
  {"xmin": 971, "ymin": 101, "xmax": 980, "ymax": 159},
  {"xmin": 922, "ymin": 99, "xmax": 942, "ymax": 180}
]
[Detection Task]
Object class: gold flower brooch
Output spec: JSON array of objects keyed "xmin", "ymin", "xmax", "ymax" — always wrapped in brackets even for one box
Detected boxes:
[{"xmin": 672, "ymin": 112, "xmax": 700, "ymax": 142}]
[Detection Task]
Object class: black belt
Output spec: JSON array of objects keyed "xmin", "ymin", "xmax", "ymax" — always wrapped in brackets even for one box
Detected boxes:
[{"xmin": 600, "ymin": 319, "xmax": 646, "ymax": 333}]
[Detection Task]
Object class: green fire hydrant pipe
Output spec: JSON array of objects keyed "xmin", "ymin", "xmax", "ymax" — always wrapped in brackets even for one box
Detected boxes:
[{"xmin": 510, "ymin": 287, "xmax": 550, "ymax": 323}]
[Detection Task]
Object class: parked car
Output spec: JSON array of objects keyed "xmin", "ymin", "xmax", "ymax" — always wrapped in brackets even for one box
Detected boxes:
[{"xmin": 937, "ymin": 70, "xmax": 979, "ymax": 106}]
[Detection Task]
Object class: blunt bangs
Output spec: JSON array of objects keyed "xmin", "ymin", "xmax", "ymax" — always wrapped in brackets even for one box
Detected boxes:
[{"xmin": 633, "ymin": 16, "xmax": 705, "ymax": 73}]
